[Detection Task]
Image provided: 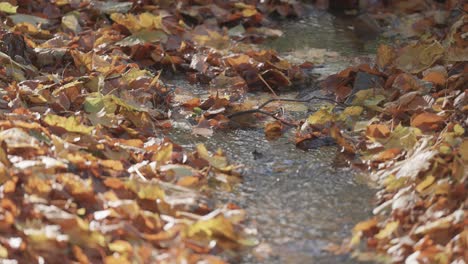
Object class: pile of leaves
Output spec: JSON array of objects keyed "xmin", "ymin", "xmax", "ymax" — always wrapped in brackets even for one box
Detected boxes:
[
  {"xmin": 0, "ymin": 0, "xmax": 313, "ymax": 263},
  {"xmin": 300, "ymin": 3, "xmax": 467, "ymax": 263}
]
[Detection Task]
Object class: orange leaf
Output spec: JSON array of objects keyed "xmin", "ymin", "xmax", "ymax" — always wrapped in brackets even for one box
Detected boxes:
[
  {"xmin": 264, "ymin": 121, "xmax": 283, "ymax": 140},
  {"xmin": 372, "ymin": 148, "xmax": 402, "ymax": 162},
  {"xmin": 411, "ymin": 112, "xmax": 445, "ymax": 132},
  {"xmin": 422, "ymin": 71, "xmax": 446, "ymax": 86},
  {"xmin": 366, "ymin": 124, "xmax": 391, "ymax": 138}
]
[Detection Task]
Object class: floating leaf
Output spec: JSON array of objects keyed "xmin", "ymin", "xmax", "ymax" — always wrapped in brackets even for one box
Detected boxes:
[{"xmin": 264, "ymin": 121, "xmax": 283, "ymax": 140}]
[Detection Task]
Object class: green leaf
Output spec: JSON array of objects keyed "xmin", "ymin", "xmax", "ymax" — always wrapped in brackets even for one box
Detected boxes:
[{"xmin": 84, "ymin": 93, "xmax": 106, "ymax": 114}]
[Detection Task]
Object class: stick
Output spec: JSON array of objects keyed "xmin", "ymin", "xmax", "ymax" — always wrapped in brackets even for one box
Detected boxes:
[
  {"xmin": 257, "ymin": 73, "xmax": 278, "ymax": 97},
  {"xmin": 227, "ymin": 96, "xmax": 347, "ymax": 121}
]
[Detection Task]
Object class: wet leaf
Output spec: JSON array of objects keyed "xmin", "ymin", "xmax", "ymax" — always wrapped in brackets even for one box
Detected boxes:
[
  {"xmin": 264, "ymin": 121, "xmax": 283, "ymax": 140},
  {"xmin": 307, "ymin": 107, "xmax": 336, "ymax": 126}
]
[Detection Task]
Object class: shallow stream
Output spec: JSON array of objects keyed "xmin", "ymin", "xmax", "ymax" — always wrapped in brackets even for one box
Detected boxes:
[{"xmin": 169, "ymin": 10, "xmax": 381, "ymax": 264}]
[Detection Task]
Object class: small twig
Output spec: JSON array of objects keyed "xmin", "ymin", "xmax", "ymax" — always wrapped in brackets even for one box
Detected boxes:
[
  {"xmin": 256, "ymin": 110, "xmax": 297, "ymax": 126},
  {"xmin": 257, "ymin": 73, "xmax": 278, "ymax": 97},
  {"xmin": 255, "ymin": 96, "xmax": 347, "ymax": 110},
  {"xmin": 227, "ymin": 96, "xmax": 347, "ymax": 126}
]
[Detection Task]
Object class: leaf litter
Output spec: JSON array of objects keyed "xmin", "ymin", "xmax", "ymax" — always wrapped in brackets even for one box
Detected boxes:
[{"xmin": 0, "ymin": 0, "xmax": 466, "ymax": 263}]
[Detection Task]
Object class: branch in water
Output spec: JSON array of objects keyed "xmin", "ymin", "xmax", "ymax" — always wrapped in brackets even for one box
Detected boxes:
[{"xmin": 226, "ymin": 96, "xmax": 347, "ymax": 126}]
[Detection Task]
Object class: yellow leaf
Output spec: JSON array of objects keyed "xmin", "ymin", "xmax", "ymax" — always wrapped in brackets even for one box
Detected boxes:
[
  {"xmin": 384, "ymin": 174, "xmax": 408, "ymax": 192},
  {"xmin": 0, "ymin": 244, "xmax": 7, "ymax": 258},
  {"xmin": 453, "ymin": 124, "xmax": 465, "ymax": 136},
  {"xmin": 0, "ymin": 2, "xmax": 17, "ymax": 14},
  {"xmin": 126, "ymin": 179, "xmax": 165, "ymax": 200},
  {"xmin": 196, "ymin": 144, "xmax": 233, "ymax": 171},
  {"xmin": 104, "ymin": 255, "xmax": 131, "ymax": 264},
  {"xmin": 459, "ymin": 140, "xmax": 468, "ymax": 162},
  {"xmin": 307, "ymin": 108, "xmax": 336, "ymax": 126},
  {"xmin": 153, "ymin": 143, "xmax": 173, "ymax": 164},
  {"xmin": 188, "ymin": 214, "xmax": 237, "ymax": 241},
  {"xmin": 177, "ymin": 176, "xmax": 199, "ymax": 187},
  {"xmin": 353, "ymin": 218, "xmax": 378, "ymax": 232},
  {"xmin": 342, "ymin": 106, "xmax": 363, "ymax": 117},
  {"xmin": 44, "ymin": 114, "xmax": 94, "ymax": 134},
  {"xmin": 109, "ymin": 240, "xmax": 132, "ymax": 253},
  {"xmin": 110, "ymin": 12, "xmax": 164, "ymax": 33},
  {"xmin": 100, "ymin": 160, "xmax": 124, "ymax": 171},
  {"xmin": 416, "ymin": 175, "xmax": 435, "ymax": 193},
  {"xmin": 375, "ymin": 221, "xmax": 399, "ymax": 240},
  {"xmin": 242, "ymin": 8, "xmax": 258, "ymax": 17}
]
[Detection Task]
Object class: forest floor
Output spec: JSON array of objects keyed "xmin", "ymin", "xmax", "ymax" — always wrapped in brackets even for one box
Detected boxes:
[{"xmin": 0, "ymin": 1, "xmax": 466, "ymax": 263}]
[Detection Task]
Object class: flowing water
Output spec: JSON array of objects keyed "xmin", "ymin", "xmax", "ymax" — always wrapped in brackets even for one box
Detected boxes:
[{"xmin": 168, "ymin": 10, "xmax": 382, "ymax": 264}]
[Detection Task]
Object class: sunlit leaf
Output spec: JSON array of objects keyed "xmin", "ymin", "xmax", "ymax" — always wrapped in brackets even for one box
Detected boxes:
[
  {"xmin": 187, "ymin": 214, "xmax": 237, "ymax": 241},
  {"xmin": 0, "ymin": 3, "xmax": 17, "ymax": 14},
  {"xmin": 44, "ymin": 114, "xmax": 94, "ymax": 134},
  {"xmin": 126, "ymin": 179, "xmax": 165, "ymax": 200},
  {"xmin": 375, "ymin": 221, "xmax": 399, "ymax": 240},
  {"xmin": 307, "ymin": 107, "xmax": 336, "ymax": 126}
]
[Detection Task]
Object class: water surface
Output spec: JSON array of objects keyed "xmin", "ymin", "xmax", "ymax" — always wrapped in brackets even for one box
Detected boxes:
[{"xmin": 169, "ymin": 11, "xmax": 379, "ymax": 264}]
